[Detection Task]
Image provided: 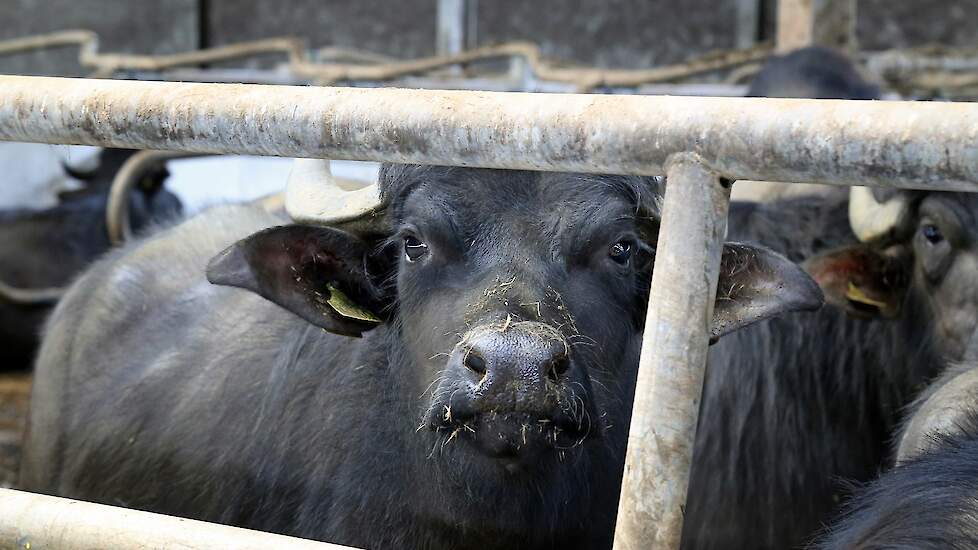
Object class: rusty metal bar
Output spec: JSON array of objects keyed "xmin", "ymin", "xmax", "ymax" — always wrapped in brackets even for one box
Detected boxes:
[
  {"xmin": 613, "ymin": 155, "xmax": 730, "ymax": 549},
  {"xmin": 0, "ymin": 488, "xmax": 354, "ymax": 549},
  {"xmin": 0, "ymin": 30, "xmax": 771, "ymax": 92},
  {"xmin": 1, "ymin": 76, "xmax": 978, "ymax": 190},
  {"xmin": 0, "ymin": 29, "xmax": 306, "ymax": 79}
]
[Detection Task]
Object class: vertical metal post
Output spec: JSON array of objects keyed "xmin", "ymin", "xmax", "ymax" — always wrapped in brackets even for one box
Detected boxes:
[
  {"xmin": 613, "ymin": 155, "xmax": 731, "ymax": 550},
  {"xmin": 776, "ymin": 0, "xmax": 856, "ymax": 53},
  {"xmin": 436, "ymin": 0, "xmax": 477, "ymax": 56},
  {"xmin": 735, "ymin": 0, "xmax": 761, "ymax": 49}
]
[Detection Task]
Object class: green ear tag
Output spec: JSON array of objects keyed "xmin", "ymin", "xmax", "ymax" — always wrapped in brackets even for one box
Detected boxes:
[
  {"xmin": 326, "ymin": 284, "xmax": 382, "ymax": 324},
  {"xmin": 845, "ymin": 281, "xmax": 889, "ymax": 310}
]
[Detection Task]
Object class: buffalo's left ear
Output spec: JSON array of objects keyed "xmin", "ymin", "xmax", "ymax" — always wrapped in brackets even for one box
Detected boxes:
[
  {"xmin": 802, "ymin": 244, "xmax": 911, "ymax": 319},
  {"xmin": 710, "ymin": 243, "xmax": 824, "ymax": 342},
  {"xmin": 206, "ymin": 225, "xmax": 390, "ymax": 337}
]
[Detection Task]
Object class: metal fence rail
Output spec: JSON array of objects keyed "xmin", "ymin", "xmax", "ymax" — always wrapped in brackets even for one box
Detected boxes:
[
  {"xmin": 0, "ymin": 488, "xmax": 352, "ymax": 550},
  {"xmin": 2, "ymin": 76, "xmax": 977, "ymax": 189},
  {"xmin": 1, "ymin": 75, "xmax": 977, "ymax": 549}
]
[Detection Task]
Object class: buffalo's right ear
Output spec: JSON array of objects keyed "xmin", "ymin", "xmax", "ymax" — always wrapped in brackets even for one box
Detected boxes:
[
  {"xmin": 710, "ymin": 242, "xmax": 824, "ymax": 341},
  {"xmin": 206, "ymin": 225, "xmax": 390, "ymax": 337},
  {"xmin": 803, "ymin": 244, "xmax": 911, "ymax": 319}
]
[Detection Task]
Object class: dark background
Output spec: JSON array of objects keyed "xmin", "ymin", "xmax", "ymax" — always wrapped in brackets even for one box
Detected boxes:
[{"xmin": 1, "ymin": 0, "xmax": 975, "ymax": 76}]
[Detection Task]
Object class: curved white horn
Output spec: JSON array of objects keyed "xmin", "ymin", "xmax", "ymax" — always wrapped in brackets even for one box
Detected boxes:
[
  {"xmin": 285, "ymin": 158, "xmax": 383, "ymax": 225},
  {"xmin": 848, "ymin": 186, "xmax": 910, "ymax": 243}
]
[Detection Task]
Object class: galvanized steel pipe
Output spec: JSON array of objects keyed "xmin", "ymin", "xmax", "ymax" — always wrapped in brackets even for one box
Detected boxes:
[
  {"xmin": 0, "ymin": 488, "xmax": 355, "ymax": 549},
  {"xmin": 2, "ymin": 76, "xmax": 978, "ymax": 190},
  {"xmin": 613, "ymin": 156, "xmax": 731, "ymax": 549}
]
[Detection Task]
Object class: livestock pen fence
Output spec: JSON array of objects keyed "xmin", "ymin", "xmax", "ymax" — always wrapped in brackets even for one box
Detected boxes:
[{"xmin": 1, "ymin": 77, "xmax": 977, "ymax": 550}]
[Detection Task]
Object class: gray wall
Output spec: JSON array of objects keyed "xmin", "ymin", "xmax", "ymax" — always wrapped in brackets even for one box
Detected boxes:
[
  {"xmin": 857, "ymin": 0, "xmax": 978, "ymax": 51},
  {"xmin": 475, "ymin": 0, "xmax": 738, "ymax": 67},
  {"xmin": 0, "ymin": 0, "xmax": 975, "ymax": 76},
  {"xmin": 208, "ymin": 0, "xmax": 437, "ymax": 60},
  {"xmin": 0, "ymin": 0, "xmax": 197, "ymax": 76}
]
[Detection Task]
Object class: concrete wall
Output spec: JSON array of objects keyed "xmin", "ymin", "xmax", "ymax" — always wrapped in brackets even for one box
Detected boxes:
[
  {"xmin": 475, "ymin": 0, "xmax": 738, "ymax": 67},
  {"xmin": 207, "ymin": 0, "xmax": 437, "ymax": 61},
  {"xmin": 0, "ymin": 0, "xmax": 975, "ymax": 76},
  {"xmin": 0, "ymin": 0, "xmax": 197, "ymax": 76},
  {"xmin": 858, "ymin": 0, "xmax": 978, "ymax": 51}
]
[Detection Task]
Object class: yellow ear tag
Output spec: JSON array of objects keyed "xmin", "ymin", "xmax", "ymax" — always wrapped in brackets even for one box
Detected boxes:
[
  {"xmin": 845, "ymin": 282, "xmax": 889, "ymax": 309},
  {"xmin": 326, "ymin": 284, "xmax": 381, "ymax": 324}
]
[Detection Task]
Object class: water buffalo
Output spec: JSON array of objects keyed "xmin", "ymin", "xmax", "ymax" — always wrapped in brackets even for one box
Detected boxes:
[
  {"xmin": 0, "ymin": 148, "xmax": 181, "ymax": 368},
  {"xmin": 819, "ymin": 416, "xmax": 978, "ymax": 549},
  {"xmin": 816, "ymin": 360, "xmax": 978, "ymax": 549},
  {"xmin": 687, "ymin": 189, "xmax": 978, "ymax": 549},
  {"xmin": 21, "ymin": 162, "xmax": 821, "ymax": 549},
  {"xmin": 679, "ymin": 48, "xmax": 928, "ymax": 550},
  {"xmin": 681, "ymin": 187, "xmax": 940, "ymax": 549},
  {"xmin": 746, "ymin": 46, "xmax": 881, "ymax": 100},
  {"xmin": 809, "ymin": 189, "xmax": 978, "ymax": 549}
]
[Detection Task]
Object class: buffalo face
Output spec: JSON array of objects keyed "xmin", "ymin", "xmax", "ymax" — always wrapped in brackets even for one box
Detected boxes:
[
  {"xmin": 387, "ymin": 168, "xmax": 655, "ymax": 475},
  {"xmin": 813, "ymin": 190, "xmax": 978, "ymax": 361},
  {"xmin": 207, "ymin": 164, "xmax": 822, "ymax": 506}
]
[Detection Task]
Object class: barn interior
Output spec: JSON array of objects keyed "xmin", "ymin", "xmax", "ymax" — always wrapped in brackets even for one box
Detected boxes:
[{"xmin": 1, "ymin": 1, "xmax": 977, "ymax": 548}]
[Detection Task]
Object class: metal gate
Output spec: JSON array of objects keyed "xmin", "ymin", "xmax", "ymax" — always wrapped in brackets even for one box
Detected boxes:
[{"xmin": 0, "ymin": 75, "xmax": 975, "ymax": 549}]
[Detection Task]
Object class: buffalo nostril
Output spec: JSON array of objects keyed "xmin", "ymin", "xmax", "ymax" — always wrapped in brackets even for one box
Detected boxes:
[
  {"xmin": 463, "ymin": 350, "xmax": 487, "ymax": 376},
  {"xmin": 547, "ymin": 355, "xmax": 570, "ymax": 383}
]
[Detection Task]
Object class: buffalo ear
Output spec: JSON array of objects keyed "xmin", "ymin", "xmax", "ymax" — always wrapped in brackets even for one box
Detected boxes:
[
  {"xmin": 802, "ymin": 244, "xmax": 910, "ymax": 319},
  {"xmin": 206, "ymin": 225, "xmax": 389, "ymax": 337},
  {"xmin": 710, "ymin": 243, "xmax": 824, "ymax": 342}
]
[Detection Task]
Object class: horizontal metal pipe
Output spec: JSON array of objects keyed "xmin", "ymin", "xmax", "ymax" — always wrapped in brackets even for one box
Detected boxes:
[
  {"xmin": 0, "ymin": 488, "xmax": 355, "ymax": 550},
  {"xmin": 1, "ymin": 76, "xmax": 978, "ymax": 190}
]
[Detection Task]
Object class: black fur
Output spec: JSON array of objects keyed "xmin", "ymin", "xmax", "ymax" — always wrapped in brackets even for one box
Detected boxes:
[
  {"xmin": 22, "ymin": 166, "xmax": 819, "ymax": 549},
  {"xmin": 23, "ymin": 168, "xmax": 661, "ymax": 549},
  {"xmin": 683, "ymin": 190, "xmax": 939, "ymax": 549},
  {"xmin": 747, "ymin": 46, "xmax": 881, "ymax": 100},
  {"xmin": 677, "ymin": 47, "xmax": 920, "ymax": 550},
  {"xmin": 818, "ymin": 410, "xmax": 978, "ymax": 550}
]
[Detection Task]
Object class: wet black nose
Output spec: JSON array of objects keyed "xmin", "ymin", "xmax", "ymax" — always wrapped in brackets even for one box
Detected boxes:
[{"xmin": 455, "ymin": 321, "xmax": 569, "ymax": 411}]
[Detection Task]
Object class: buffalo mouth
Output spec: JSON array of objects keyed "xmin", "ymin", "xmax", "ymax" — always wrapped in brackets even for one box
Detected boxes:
[{"xmin": 426, "ymin": 407, "xmax": 592, "ymax": 473}]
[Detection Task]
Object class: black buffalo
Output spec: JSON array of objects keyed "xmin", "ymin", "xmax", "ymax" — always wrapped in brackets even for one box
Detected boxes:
[
  {"xmin": 0, "ymin": 148, "xmax": 181, "ymax": 368},
  {"xmin": 680, "ymin": 48, "xmax": 909, "ymax": 549},
  {"xmin": 746, "ymin": 46, "xmax": 881, "ymax": 100},
  {"xmin": 818, "ymin": 362, "xmax": 978, "ymax": 549},
  {"xmin": 812, "ymin": 190, "xmax": 978, "ymax": 549},
  {"xmin": 21, "ymin": 165, "xmax": 819, "ymax": 549},
  {"xmin": 682, "ymin": 189, "xmax": 940, "ymax": 549}
]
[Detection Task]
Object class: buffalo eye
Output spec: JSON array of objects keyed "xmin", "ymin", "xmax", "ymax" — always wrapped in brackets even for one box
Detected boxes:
[
  {"xmin": 403, "ymin": 235, "xmax": 429, "ymax": 262},
  {"xmin": 915, "ymin": 217, "xmax": 953, "ymax": 282},
  {"xmin": 609, "ymin": 240, "xmax": 633, "ymax": 265},
  {"xmin": 921, "ymin": 224, "xmax": 944, "ymax": 245}
]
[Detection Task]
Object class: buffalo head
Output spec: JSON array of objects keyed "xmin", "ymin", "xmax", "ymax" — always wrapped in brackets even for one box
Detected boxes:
[
  {"xmin": 206, "ymin": 160, "xmax": 822, "ymax": 492},
  {"xmin": 809, "ymin": 187, "xmax": 978, "ymax": 362}
]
